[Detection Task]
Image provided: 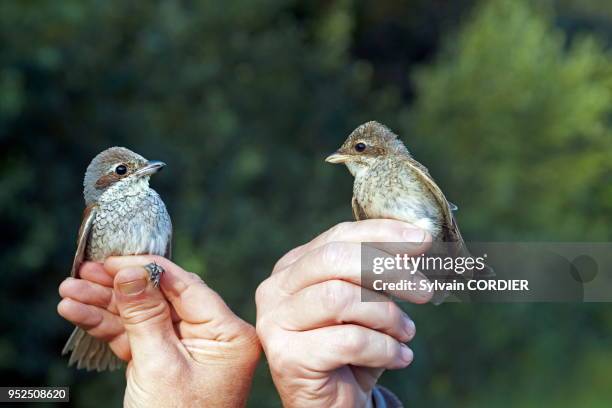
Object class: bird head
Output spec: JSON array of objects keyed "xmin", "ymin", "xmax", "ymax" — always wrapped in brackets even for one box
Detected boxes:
[
  {"xmin": 83, "ymin": 147, "xmax": 165, "ymax": 205},
  {"xmin": 325, "ymin": 121, "xmax": 408, "ymax": 176}
]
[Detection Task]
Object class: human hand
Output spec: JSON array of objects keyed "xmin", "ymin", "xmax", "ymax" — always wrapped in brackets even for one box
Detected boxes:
[
  {"xmin": 255, "ymin": 220, "xmax": 432, "ymax": 407},
  {"xmin": 58, "ymin": 256, "xmax": 260, "ymax": 408}
]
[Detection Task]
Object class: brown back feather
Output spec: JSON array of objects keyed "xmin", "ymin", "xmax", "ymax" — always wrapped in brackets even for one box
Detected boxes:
[{"xmin": 70, "ymin": 204, "xmax": 97, "ymax": 277}]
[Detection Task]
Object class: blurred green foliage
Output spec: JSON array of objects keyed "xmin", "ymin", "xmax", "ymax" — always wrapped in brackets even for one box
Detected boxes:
[
  {"xmin": 410, "ymin": 0, "xmax": 612, "ymax": 240},
  {"xmin": 1, "ymin": 0, "xmax": 611, "ymax": 407}
]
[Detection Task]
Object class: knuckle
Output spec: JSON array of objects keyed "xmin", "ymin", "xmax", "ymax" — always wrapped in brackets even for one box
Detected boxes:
[
  {"xmin": 386, "ymin": 302, "xmax": 403, "ymax": 329},
  {"xmin": 265, "ymin": 336, "xmax": 296, "ymax": 370},
  {"xmin": 383, "ymin": 336, "xmax": 398, "ymax": 361},
  {"xmin": 255, "ymin": 299, "xmax": 276, "ymax": 338},
  {"xmin": 121, "ymin": 299, "xmax": 168, "ymax": 325},
  {"xmin": 320, "ymin": 242, "xmax": 346, "ymax": 268},
  {"xmin": 337, "ymin": 327, "xmax": 366, "ymax": 355},
  {"xmin": 320, "ymin": 280, "xmax": 352, "ymax": 313},
  {"xmin": 187, "ymin": 272, "xmax": 203, "ymax": 284}
]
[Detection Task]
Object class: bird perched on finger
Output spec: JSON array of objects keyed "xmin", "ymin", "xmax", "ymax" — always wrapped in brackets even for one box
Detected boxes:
[
  {"xmin": 326, "ymin": 121, "xmax": 492, "ymax": 301},
  {"xmin": 62, "ymin": 147, "xmax": 172, "ymax": 371}
]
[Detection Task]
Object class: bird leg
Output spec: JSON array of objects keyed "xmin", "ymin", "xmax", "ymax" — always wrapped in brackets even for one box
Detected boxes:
[{"xmin": 144, "ymin": 262, "xmax": 164, "ymax": 288}]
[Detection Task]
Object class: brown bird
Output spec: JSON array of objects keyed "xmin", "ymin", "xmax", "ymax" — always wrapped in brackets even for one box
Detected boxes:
[
  {"xmin": 62, "ymin": 147, "xmax": 172, "ymax": 371},
  {"xmin": 326, "ymin": 121, "xmax": 491, "ymax": 299}
]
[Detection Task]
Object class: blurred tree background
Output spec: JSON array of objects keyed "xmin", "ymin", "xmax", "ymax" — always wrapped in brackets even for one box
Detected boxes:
[{"xmin": 1, "ymin": 0, "xmax": 612, "ymax": 406}]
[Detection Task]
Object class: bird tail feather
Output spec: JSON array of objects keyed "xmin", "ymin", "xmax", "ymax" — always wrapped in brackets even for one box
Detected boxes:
[{"xmin": 62, "ymin": 327, "xmax": 123, "ymax": 371}]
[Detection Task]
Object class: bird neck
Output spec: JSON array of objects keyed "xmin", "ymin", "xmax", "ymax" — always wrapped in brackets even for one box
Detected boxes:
[
  {"xmin": 96, "ymin": 177, "xmax": 152, "ymax": 204},
  {"xmin": 346, "ymin": 160, "xmax": 370, "ymax": 178}
]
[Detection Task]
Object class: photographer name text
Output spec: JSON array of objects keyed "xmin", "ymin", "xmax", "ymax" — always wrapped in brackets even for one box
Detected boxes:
[{"xmin": 372, "ymin": 279, "xmax": 529, "ymax": 292}]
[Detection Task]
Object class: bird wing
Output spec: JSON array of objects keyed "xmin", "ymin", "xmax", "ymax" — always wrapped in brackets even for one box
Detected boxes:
[
  {"xmin": 70, "ymin": 204, "xmax": 97, "ymax": 278},
  {"xmin": 396, "ymin": 156, "xmax": 495, "ymax": 287},
  {"xmin": 402, "ymin": 156, "xmax": 464, "ymax": 244},
  {"xmin": 351, "ymin": 196, "xmax": 368, "ymax": 221},
  {"xmin": 164, "ymin": 232, "xmax": 172, "ymax": 260}
]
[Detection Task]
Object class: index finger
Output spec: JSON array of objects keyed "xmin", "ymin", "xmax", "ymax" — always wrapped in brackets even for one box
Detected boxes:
[
  {"xmin": 273, "ymin": 219, "xmax": 429, "ymax": 274},
  {"xmin": 272, "ymin": 241, "xmax": 433, "ymax": 303}
]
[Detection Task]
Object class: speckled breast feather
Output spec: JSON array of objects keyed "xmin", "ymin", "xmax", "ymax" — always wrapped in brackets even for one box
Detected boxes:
[{"xmin": 87, "ymin": 178, "xmax": 171, "ymax": 261}]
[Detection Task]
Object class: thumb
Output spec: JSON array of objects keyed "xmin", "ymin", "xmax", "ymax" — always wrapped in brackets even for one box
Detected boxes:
[{"xmin": 113, "ymin": 266, "xmax": 179, "ymax": 366}]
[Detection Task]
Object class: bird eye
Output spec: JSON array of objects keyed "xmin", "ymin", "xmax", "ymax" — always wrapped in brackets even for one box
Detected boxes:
[
  {"xmin": 355, "ymin": 142, "xmax": 366, "ymax": 152},
  {"xmin": 115, "ymin": 165, "xmax": 127, "ymax": 175}
]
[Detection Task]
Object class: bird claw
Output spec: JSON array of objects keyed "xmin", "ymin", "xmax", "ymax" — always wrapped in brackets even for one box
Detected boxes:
[{"xmin": 144, "ymin": 262, "xmax": 164, "ymax": 288}]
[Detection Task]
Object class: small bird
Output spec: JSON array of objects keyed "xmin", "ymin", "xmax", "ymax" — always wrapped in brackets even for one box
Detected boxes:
[
  {"xmin": 62, "ymin": 147, "xmax": 172, "ymax": 371},
  {"xmin": 326, "ymin": 121, "xmax": 491, "ymax": 299}
]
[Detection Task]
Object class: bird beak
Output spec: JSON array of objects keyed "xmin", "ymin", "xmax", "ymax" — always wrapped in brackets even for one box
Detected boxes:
[
  {"xmin": 135, "ymin": 160, "xmax": 166, "ymax": 177},
  {"xmin": 325, "ymin": 152, "xmax": 350, "ymax": 164}
]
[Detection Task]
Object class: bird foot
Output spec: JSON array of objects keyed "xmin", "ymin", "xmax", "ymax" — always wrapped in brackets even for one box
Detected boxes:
[{"xmin": 144, "ymin": 262, "xmax": 164, "ymax": 288}]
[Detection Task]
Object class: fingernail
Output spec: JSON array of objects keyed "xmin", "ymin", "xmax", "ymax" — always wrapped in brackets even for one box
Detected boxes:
[
  {"xmin": 403, "ymin": 316, "xmax": 416, "ymax": 340},
  {"xmin": 400, "ymin": 344, "xmax": 414, "ymax": 364},
  {"xmin": 403, "ymin": 228, "xmax": 425, "ymax": 243},
  {"xmin": 118, "ymin": 279, "xmax": 147, "ymax": 296}
]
